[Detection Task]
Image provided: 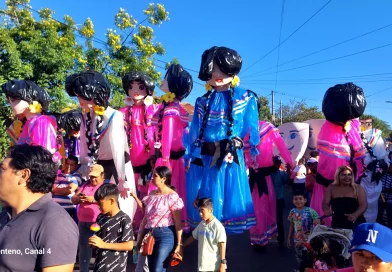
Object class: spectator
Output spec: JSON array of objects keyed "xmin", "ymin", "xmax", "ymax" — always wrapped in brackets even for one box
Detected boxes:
[
  {"xmin": 305, "ymin": 157, "xmax": 318, "ymax": 193},
  {"xmin": 270, "ymin": 155, "xmax": 291, "ymax": 248},
  {"xmin": 72, "ymin": 164, "xmax": 112, "ymax": 272},
  {"xmin": 52, "ymin": 155, "xmax": 83, "ymax": 222},
  {"xmin": 0, "ymin": 144, "xmax": 78, "ymax": 271},
  {"xmin": 183, "ymin": 198, "xmax": 227, "ymax": 272},
  {"xmin": 309, "ymin": 151, "xmax": 320, "ymax": 162},
  {"xmin": 136, "ymin": 166, "xmax": 183, "ymax": 272},
  {"xmin": 377, "ymin": 164, "xmax": 392, "ymax": 226},
  {"xmin": 292, "ymin": 157, "xmax": 307, "ymax": 194},
  {"xmin": 322, "ymin": 166, "xmax": 367, "ymax": 230},
  {"xmin": 89, "ymin": 184, "xmax": 133, "ymax": 272},
  {"xmin": 287, "ymin": 191, "xmax": 320, "ymax": 272},
  {"xmin": 306, "ymin": 223, "xmax": 392, "ymax": 272}
]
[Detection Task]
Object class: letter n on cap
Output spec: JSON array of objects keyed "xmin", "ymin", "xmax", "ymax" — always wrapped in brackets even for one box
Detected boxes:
[{"xmin": 366, "ymin": 230, "xmax": 379, "ymax": 244}]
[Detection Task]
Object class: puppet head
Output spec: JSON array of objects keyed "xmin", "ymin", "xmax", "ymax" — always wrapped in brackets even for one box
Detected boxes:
[
  {"xmin": 199, "ymin": 46, "xmax": 242, "ymax": 90},
  {"xmin": 277, "ymin": 122, "xmax": 310, "ymax": 164},
  {"xmin": 160, "ymin": 64, "xmax": 193, "ymax": 102},
  {"xmin": 122, "ymin": 71, "xmax": 154, "ymax": 106},
  {"xmin": 57, "ymin": 109, "xmax": 82, "ymax": 137},
  {"xmin": 1, "ymin": 80, "xmax": 50, "ymax": 118}
]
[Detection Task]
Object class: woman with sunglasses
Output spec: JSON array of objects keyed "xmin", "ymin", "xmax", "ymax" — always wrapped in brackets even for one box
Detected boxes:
[{"xmin": 322, "ymin": 166, "xmax": 367, "ymax": 230}]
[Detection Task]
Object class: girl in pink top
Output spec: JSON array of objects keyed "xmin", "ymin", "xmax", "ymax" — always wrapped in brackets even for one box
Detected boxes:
[
  {"xmin": 72, "ymin": 164, "xmax": 112, "ymax": 272},
  {"xmin": 138, "ymin": 166, "xmax": 184, "ymax": 272}
]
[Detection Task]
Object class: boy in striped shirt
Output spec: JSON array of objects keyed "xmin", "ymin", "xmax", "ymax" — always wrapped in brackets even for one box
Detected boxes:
[{"xmin": 52, "ymin": 155, "xmax": 83, "ymax": 222}]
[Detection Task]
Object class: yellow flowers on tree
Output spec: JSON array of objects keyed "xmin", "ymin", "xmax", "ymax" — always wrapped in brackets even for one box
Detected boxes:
[{"xmin": 0, "ymin": 0, "xmax": 170, "ymax": 158}]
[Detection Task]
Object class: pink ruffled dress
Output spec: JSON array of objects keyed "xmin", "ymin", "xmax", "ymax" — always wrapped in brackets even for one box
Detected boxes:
[
  {"xmin": 148, "ymin": 101, "xmax": 189, "ymax": 231},
  {"xmin": 119, "ymin": 104, "xmax": 156, "ymax": 228},
  {"xmin": 17, "ymin": 115, "xmax": 62, "ymax": 162},
  {"xmin": 244, "ymin": 121, "xmax": 293, "ymax": 245},
  {"xmin": 313, "ymin": 119, "xmax": 365, "ymax": 226}
]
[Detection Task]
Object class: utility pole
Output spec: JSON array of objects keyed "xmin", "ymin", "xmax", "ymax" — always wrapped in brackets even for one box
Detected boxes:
[
  {"xmin": 280, "ymin": 100, "xmax": 283, "ymax": 125},
  {"xmin": 271, "ymin": 90, "xmax": 275, "ymax": 123}
]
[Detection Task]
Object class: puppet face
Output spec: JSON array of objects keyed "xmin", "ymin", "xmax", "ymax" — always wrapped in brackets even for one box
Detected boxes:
[
  {"xmin": 304, "ymin": 119, "xmax": 325, "ymax": 158},
  {"xmin": 76, "ymin": 95, "xmax": 94, "ymax": 109},
  {"xmin": 159, "ymin": 77, "xmax": 169, "ymax": 93},
  {"xmin": 8, "ymin": 98, "xmax": 29, "ymax": 117},
  {"xmin": 277, "ymin": 122, "xmax": 310, "ymax": 164},
  {"xmin": 207, "ymin": 62, "xmax": 233, "ymax": 87},
  {"xmin": 128, "ymin": 81, "xmax": 147, "ymax": 101}
]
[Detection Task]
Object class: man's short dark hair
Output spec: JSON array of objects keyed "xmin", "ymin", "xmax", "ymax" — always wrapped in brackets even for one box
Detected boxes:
[
  {"xmin": 94, "ymin": 183, "xmax": 119, "ymax": 201},
  {"xmin": 7, "ymin": 144, "xmax": 57, "ymax": 194},
  {"xmin": 67, "ymin": 155, "xmax": 79, "ymax": 165},
  {"xmin": 197, "ymin": 198, "xmax": 213, "ymax": 209},
  {"xmin": 310, "ymin": 150, "xmax": 320, "ymax": 158}
]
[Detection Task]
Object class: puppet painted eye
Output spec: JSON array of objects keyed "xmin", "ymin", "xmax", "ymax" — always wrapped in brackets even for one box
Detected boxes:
[
  {"xmin": 139, "ymin": 85, "xmax": 145, "ymax": 91},
  {"xmin": 289, "ymin": 132, "xmax": 299, "ymax": 140}
]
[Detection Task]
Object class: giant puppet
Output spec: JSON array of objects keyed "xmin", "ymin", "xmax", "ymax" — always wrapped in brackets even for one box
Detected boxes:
[
  {"xmin": 276, "ymin": 122, "xmax": 310, "ymax": 165},
  {"xmin": 57, "ymin": 109, "xmax": 82, "ymax": 159},
  {"xmin": 189, "ymin": 46, "xmax": 260, "ymax": 234},
  {"xmin": 119, "ymin": 72, "xmax": 156, "ymax": 229},
  {"xmin": 65, "ymin": 70, "xmax": 137, "ymax": 219},
  {"xmin": 2, "ymin": 80, "xmax": 61, "ymax": 163},
  {"xmin": 360, "ymin": 128, "xmax": 389, "ymax": 222},
  {"xmin": 147, "ymin": 64, "xmax": 193, "ymax": 231},
  {"xmin": 312, "ymin": 83, "xmax": 366, "ymax": 226},
  {"xmin": 245, "ymin": 120, "xmax": 293, "ymax": 246}
]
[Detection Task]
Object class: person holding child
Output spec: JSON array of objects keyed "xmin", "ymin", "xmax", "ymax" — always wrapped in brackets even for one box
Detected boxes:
[
  {"xmin": 183, "ymin": 198, "xmax": 227, "ymax": 272},
  {"xmin": 288, "ymin": 191, "xmax": 320, "ymax": 272},
  {"xmin": 137, "ymin": 166, "xmax": 184, "ymax": 272},
  {"xmin": 89, "ymin": 184, "xmax": 134, "ymax": 272}
]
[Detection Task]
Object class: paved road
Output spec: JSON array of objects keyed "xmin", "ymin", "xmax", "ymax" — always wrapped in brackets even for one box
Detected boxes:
[{"xmin": 75, "ymin": 187, "xmax": 299, "ymax": 272}]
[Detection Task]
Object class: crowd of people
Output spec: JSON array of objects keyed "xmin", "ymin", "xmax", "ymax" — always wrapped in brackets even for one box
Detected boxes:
[{"xmin": 0, "ymin": 45, "xmax": 391, "ymax": 272}]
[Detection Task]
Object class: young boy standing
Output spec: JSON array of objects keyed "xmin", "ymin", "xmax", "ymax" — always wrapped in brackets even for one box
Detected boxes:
[
  {"xmin": 89, "ymin": 184, "xmax": 134, "ymax": 272},
  {"xmin": 183, "ymin": 198, "xmax": 227, "ymax": 272},
  {"xmin": 287, "ymin": 191, "xmax": 320, "ymax": 272}
]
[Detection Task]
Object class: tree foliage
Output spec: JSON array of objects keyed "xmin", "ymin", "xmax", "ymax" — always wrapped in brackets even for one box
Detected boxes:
[
  {"xmin": 276, "ymin": 99, "xmax": 324, "ymax": 124},
  {"xmin": 0, "ymin": 0, "xmax": 170, "ymax": 159}
]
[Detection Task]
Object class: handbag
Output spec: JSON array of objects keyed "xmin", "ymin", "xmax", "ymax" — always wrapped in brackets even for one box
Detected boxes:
[{"xmin": 139, "ymin": 199, "xmax": 177, "ymax": 256}]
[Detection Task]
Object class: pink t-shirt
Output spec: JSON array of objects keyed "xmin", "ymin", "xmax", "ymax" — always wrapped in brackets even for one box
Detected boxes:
[
  {"xmin": 77, "ymin": 180, "xmax": 112, "ymax": 222},
  {"xmin": 143, "ymin": 193, "xmax": 184, "ymax": 229}
]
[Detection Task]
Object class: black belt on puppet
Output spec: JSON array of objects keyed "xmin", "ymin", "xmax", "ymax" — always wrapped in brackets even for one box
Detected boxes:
[
  {"xmin": 200, "ymin": 136, "xmax": 244, "ymax": 170},
  {"xmin": 154, "ymin": 149, "xmax": 186, "ymax": 161},
  {"xmin": 249, "ymin": 166, "xmax": 275, "ymax": 197},
  {"xmin": 97, "ymin": 152, "xmax": 130, "ymax": 166},
  {"xmin": 315, "ymin": 172, "xmax": 334, "ymax": 188},
  {"xmin": 191, "ymin": 158, "xmax": 204, "ymax": 167}
]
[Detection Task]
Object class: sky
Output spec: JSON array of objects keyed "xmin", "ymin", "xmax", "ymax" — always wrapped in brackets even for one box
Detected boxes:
[{"xmin": 3, "ymin": 0, "xmax": 392, "ymax": 123}]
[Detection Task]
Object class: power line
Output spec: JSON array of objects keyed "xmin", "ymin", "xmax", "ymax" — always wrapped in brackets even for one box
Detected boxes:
[
  {"xmin": 242, "ymin": 23, "xmax": 392, "ymax": 79},
  {"xmin": 274, "ymin": 0, "xmax": 286, "ymax": 92},
  {"xmin": 241, "ymin": 72, "xmax": 392, "ymax": 82},
  {"xmin": 241, "ymin": 0, "xmax": 333, "ymax": 74},
  {"xmin": 242, "ymin": 79, "xmax": 392, "ymax": 86},
  {"xmin": 250, "ymin": 43, "xmax": 392, "ymax": 77},
  {"xmin": 366, "ymin": 86, "xmax": 392, "ymax": 98}
]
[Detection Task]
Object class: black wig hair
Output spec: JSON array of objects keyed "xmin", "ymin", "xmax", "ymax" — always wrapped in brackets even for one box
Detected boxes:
[
  {"xmin": 198, "ymin": 46, "xmax": 242, "ymax": 81},
  {"xmin": 165, "ymin": 64, "xmax": 193, "ymax": 101},
  {"xmin": 57, "ymin": 109, "xmax": 82, "ymax": 133},
  {"xmin": 122, "ymin": 71, "xmax": 155, "ymax": 96},
  {"xmin": 65, "ymin": 70, "xmax": 111, "ymax": 108},
  {"xmin": 1, "ymin": 79, "xmax": 50, "ymax": 112},
  {"xmin": 322, "ymin": 82, "xmax": 366, "ymax": 126}
]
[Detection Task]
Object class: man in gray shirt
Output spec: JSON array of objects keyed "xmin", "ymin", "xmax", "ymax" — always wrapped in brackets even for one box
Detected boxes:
[{"xmin": 0, "ymin": 144, "xmax": 79, "ymax": 272}]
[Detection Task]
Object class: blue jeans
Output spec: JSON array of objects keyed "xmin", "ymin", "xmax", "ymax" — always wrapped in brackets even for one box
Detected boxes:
[
  {"xmin": 146, "ymin": 226, "xmax": 175, "ymax": 272},
  {"xmin": 377, "ymin": 200, "xmax": 392, "ymax": 227},
  {"xmin": 78, "ymin": 222, "xmax": 94, "ymax": 272}
]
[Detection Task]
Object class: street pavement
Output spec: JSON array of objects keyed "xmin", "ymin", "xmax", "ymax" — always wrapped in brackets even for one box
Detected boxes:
[{"xmin": 75, "ymin": 186, "xmax": 298, "ymax": 272}]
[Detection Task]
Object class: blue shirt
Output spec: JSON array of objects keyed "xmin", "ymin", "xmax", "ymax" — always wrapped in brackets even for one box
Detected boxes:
[{"xmin": 271, "ymin": 169, "xmax": 288, "ymax": 200}]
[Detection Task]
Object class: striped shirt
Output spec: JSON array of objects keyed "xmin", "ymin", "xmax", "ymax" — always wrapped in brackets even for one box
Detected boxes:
[
  {"xmin": 381, "ymin": 173, "xmax": 392, "ymax": 202},
  {"xmin": 52, "ymin": 171, "xmax": 83, "ymax": 209}
]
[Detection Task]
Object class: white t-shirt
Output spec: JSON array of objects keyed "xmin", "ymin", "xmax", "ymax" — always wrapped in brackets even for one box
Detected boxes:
[
  {"xmin": 192, "ymin": 217, "xmax": 227, "ymax": 271},
  {"xmin": 293, "ymin": 164, "xmax": 306, "ymax": 184}
]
